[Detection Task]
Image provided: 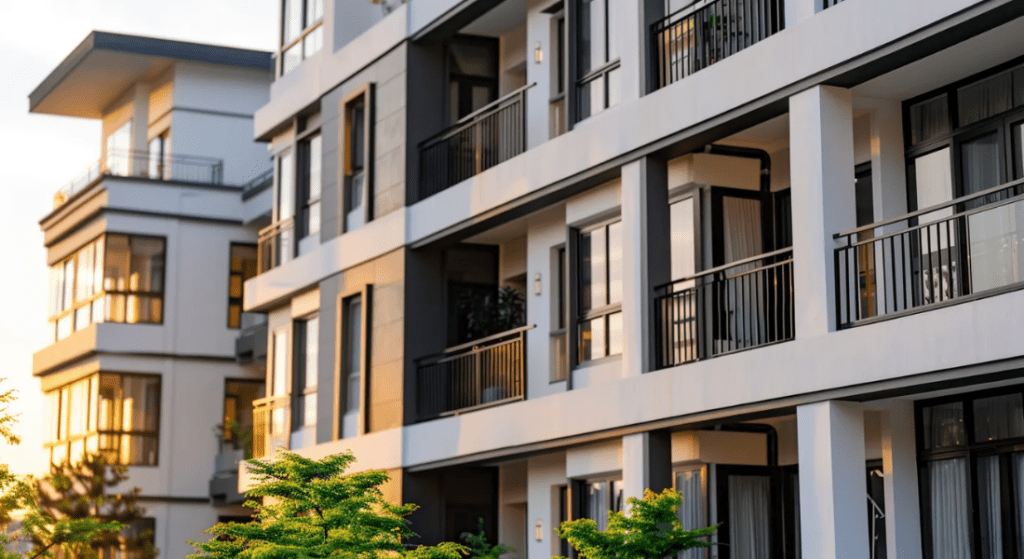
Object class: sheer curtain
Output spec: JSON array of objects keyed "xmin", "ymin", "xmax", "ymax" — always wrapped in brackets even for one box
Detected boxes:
[
  {"xmin": 923, "ymin": 402, "xmax": 966, "ymax": 449},
  {"xmin": 676, "ymin": 469, "xmax": 707, "ymax": 559},
  {"xmin": 728, "ymin": 475, "xmax": 770, "ymax": 559},
  {"xmin": 973, "ymin": 394, "xmax": 1024, "ymax": 442},
  {"xmin": 722, "ymin": 197, "xmax": 763, "ymax": 349},
  {"xmin": 929, "ymin": 458, "xmax": 971, "ymax": 559},
  {"xmin": 977, "ymin": 456, "xmax": 1003, "ymax": 559},
  {"xmin": 1013, "ymin": 453, "xmax": 1024, "ymax": 558}
]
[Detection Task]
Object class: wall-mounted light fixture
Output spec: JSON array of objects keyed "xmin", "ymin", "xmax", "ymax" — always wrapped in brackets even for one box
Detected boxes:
[
  {"xmin": 535, "ymin": 519, "xmax": 544, "ymax": 541},
  {"xmin": 534, "ymin": 42, "xmax": 543, "ymax": 64},
  {"xmin": 534, "ymin": 273, "xmax": 542, "ymax": 295}
]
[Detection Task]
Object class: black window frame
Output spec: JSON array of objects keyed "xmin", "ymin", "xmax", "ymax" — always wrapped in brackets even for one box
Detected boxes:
[
  {"xmin": 342, "ymin": 84, "xmax": 375, "ymax": 233},
  {"xmin": 291, "ymin": 314, "xmax": 319, "ymax": 432},
  {"xmin": 571, "ymin": 0, "xmax": 621, "ymax": 124},
  {"xmin": 297, "ymin": 132, "xmax": 323, "ymax": 240},
  {"xmin": 916, "ymin": 384, "xmax": 1024, "ymax": 559},
  {"xmin": 227, "ymin": 243, "xmax": 258, "ymax": 329},
  {"xmin": 279, "ymin": 0, "xmax": 325, "ymax": 76},
  {"xmin": 572, "ymin": 219, "xmax": 624, "ymax": 366}
]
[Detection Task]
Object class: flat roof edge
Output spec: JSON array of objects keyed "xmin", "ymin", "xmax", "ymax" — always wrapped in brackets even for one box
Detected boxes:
[{"xmin": 29, "ymin": 31, "xmax": 273, "ymax": 113}]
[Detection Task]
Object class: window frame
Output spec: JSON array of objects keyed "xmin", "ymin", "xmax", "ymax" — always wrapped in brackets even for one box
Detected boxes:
[
  {"xmin": 334, "ymin": 285, "xmax": 372, "ymax": 440},
  {"xmin": 571, "ymin": 218, "xmax": 624, "ymax": 367},
  {"xmin": 279, "ymin": 0, "xmax": 324, "ymax": 76},
  {"xmin": 227, "ymin": 243, "xmax": 258, "ymax": 329},
  {"xmin": 292, "ymin": 314, "xmax": 320, "ymax": 431},
  {"xmin": 48, "ymin": 232, "xmax": 167, "ymax": 341},
  {"xmin": 570, "ymin": 0, "xmax": 621, "ymax": 124},
  {"xmin": 550, "ymin": 244, "xmax": 569, "ymax": 383},
  {"xmin": 341, "ymin": 84, "xmax": 375, "ymax": 233},
  {"xmin": 916, "ymin": 385, "xmax": 1024, "ymax": 559},
  {"xmin": 43, "ymin": 372, "xmax": 162, "ymax": 467},
  {"xmin": 297, "ymin": 131, "xmax": 323, "ymax": 240}
]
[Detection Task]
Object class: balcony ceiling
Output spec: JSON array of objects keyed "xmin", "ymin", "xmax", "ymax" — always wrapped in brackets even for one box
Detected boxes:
[
  {"xmin": 29, "ymin": 31, "xmax": 272, "ymax": 119},
  {"xmin": 461, "ymin": 0, "xmax": 529, "ymax": 37}
]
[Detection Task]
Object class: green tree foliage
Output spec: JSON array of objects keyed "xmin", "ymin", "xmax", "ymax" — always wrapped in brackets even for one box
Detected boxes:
[
  {"xmin": 188, "ymin": 451, "xmax": 469, "ymax": 559},
  {"xmin": 462, "ymin": 518, "xmax": 512, "ymax": 559},
  {"xmin": 555, "ymin": 488, "xmax": 717, "ymax": 559},
  {"xmin": 0, "ymin": 378, "xmax": 121, "ymax": 559},
  {"xmin": 30, "ymin": 453, "xmax": 156, "ymax": 559}
]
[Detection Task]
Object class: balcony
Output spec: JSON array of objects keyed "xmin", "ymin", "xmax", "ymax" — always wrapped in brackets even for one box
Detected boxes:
[
  {"xmin": 835, "ymin": 178, "xmax": 1024, "ymax": 328},
  {"xmin": 652, "ymin": 0, "xmax": 785, "ymax": 90},
  {"xmin": 52, "ymin": 149, "xmax": 224, "ymax": 209},
  {"xmin": 252, "ymin": 395, "xmax": 290, "ymax": 459},
  {"xmin": 419, "ymin": 84, "xmax": 532, "ymax": 199},
  {"xmin": 257, "ymin": 217, "xmax": 296, "ymax": 273},
  {"xmin": 654, "ymin": 249, "xmax": 794, "ymax": 369},
  {"xmin": 416, "ymin": 325, "xmax": 533, "ymax": 421}
]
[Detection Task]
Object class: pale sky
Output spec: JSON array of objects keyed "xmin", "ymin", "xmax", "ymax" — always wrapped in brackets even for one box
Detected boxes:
[{"xmin": 0, "ymin": 0, "xmax": 277, "ymax": 475}]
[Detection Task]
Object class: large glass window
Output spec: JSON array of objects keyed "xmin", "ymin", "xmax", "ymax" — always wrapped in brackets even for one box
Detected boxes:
[
  {"xmin": 918, "ymin": 387, "xmax": 1024, "ymax": 559},
  {"xmin": 299, "ymin": 133, "xmax": 322, "ymax": 239},
  {"xmin": 222, "ymin": 379, "xmax": 264, "ymax": 453},
  {"xmin": 575, "ymin": 0, "xmax": 620, "ymax": 122},
  {"xmin": 577, "ymin": 220, "xmax": 623, "ymax": 363},
  {"xmin": 578, "ymin": 478, "xmax": 624, "ymax": 532},
  {"xmin": 147, "ymin": 130, "xmax": 171, "ymax": 180},
  {"xmin": 344, "ymin": 87, "xmax": 374, "ymax": 232},
  {"xmin": 676, "ymin": 467, "xmax": 708, "ymax": 559},
  {"xmin": 281, "ymin": 0, "xmax": 324, "ymax": 75},
  {"xmin": 227, "ymin": 244, "xmax": 258, "ymax": 329},
  {"xmin": 48, "ymin": 234, "xmax": 165, "ymax": 341},
  {"xmin": 44, "ymin": 373, "xmax": 160, "ymax": 466},
  {"xmin": 105, "ymin": 121, "xmax": 132, "ymax": 176},
  {"xmin": 342, "ymin": 296, "xmax": 362, "ymax": 415},
  {"xmin": 293, "ymin": 316, "xmax": 319, "ymax": 429},
  {"xmin": 269, "ymin": 327, "xmax": 290, "ymax": 440}
]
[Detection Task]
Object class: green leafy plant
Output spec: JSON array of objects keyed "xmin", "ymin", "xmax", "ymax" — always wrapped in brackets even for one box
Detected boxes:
[
  {"xmin": 463, "ymin": 518, "xmax": 513, "ymax": 559},
  {"xmin": 555, "ymin": 488, "xmax": 717, "ymax": 559},
  {"xmin": 456, "ymin": 286, "xmax": 526, "ymax": 342},
  {"xmin": 0, "ymin": 378, "xmax": 123, "ymax": 559},
  {"xmin": 217, "ymin": 421, "xmax": 254, "ymax": 459},
  {"xmin": 188, "ymin": 450, "xmax": 469, "ymax": 559}
]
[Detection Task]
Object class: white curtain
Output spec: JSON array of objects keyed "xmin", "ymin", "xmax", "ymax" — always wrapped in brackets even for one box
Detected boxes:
[
  {"xmin": 676, "ymin": 469, "xmax": 707, "ymax": 559},
  {"xmin": 728, "ymin": 475, "xmax": 770, "ymax": 559},
  {"xmin": 973, "ymin": 394, "xmax": 1024, "ymax": 442},
  {"xmin": 929, "ymin": 458, "xmax": 971, "ymax": 559},
  {"xmin": 977, "ymin": 455, "xmax": 1002, "ymax": 559},
  {"xmin": 721, "ymin": 197, "xmax": 763, "ymax": 350},
  {"xmin": 924, "ymin": 402, "xmax": 966, "ymax": 449},
  {"xmin": 1013, "ymin": 453, "xmax": 1024, "ymax": 557}
]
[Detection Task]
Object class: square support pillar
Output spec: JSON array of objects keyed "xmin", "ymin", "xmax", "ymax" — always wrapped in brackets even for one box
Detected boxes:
[
  {"xmin": 789, "ymin": 85, "xmax": 856, "ymax": 338},
  {"xmin": 881, "ymin": 400, "xmax": 923, "ymax": 559},
  {"xmin": 622, "ymin": 430, "xmax": 673, "ymax": 504},
  {"xmin": 868, "ymin": 99, "xmax": 910, "ymax": 315},
  {"xmin": 797, "ymin": 400, "xmax": 869, "ymax": 559},
  {"xmin": 620, "ymin": 157, "xmax": 670, "ymax": 376}
]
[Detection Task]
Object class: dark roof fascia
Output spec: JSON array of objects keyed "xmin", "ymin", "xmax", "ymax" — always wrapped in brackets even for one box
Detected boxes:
[{"xmin": 29, "ymin": 31, "xmax": 273, "ymax": 112}]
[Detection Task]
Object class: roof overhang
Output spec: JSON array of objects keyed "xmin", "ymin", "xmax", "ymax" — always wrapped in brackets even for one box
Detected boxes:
[{"xmin": 29, "ymin": 31, "xmax": 273, "ymax": 119}]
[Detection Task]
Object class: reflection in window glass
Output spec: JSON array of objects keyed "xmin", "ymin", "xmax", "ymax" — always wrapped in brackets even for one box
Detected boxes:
[
  {"xmin": 958, "ymin": 72, "xmax": 1013, "ymax": 127},
  {"xmin": 973, "ymin": 393, "xmax": 1024, "ymax": 442},
  {"xmin": 923, "ymin": 402, "xmax": 966, "ymax": 449},
  {"xmin": 909, "ymin": 95, "xmax": 950, "ymax": 146},
  {"xmin": 344, "ymin": 296, "xmax": 363, "ymax": 413},
  {"xmin": 272, "ymin": 328, "xmax": 288, "ymax": 397}
]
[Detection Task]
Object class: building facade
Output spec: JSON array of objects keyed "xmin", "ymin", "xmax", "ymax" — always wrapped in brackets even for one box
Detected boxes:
[
  {"xmin": 29, "ymin": 32, "xmax": 274, "ymax": 559},
  {"xmin": 243, "ymin": 0, "xmax": 1024, "ymax": 557}
]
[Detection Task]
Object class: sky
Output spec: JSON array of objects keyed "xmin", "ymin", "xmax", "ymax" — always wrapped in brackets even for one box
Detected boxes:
[{"xmin": 0, "ymin": 0, "xmax": 277, "ymax": 475}]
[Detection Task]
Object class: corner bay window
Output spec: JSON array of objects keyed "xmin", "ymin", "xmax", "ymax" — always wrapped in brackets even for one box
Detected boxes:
[
  {"xmin": 577, "ymin": 220, "xmax": 623, "ymax": 363},
  {"xmin": 48, "ymin": 234, "xmax": 165, "ymax": 341},
  {"xmin": 44, "ymin": 373, "xmax": 160, "ymax": 466},
  {"xmin": 281, "ymin": 0, "xmax": 324, "ymax": 75},
  {"xmin": 918, "ymin": 387, "xmax": 1024, "ymax": 559}
]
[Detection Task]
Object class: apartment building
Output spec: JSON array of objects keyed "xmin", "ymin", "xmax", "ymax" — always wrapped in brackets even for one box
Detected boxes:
[
  {"xmin": 237, "ymin": 0, "xmax": 1024, "ymax": 558},
  {"xmin": 28, "ymin": 32, "xmax": 273, "ymax": 558}
]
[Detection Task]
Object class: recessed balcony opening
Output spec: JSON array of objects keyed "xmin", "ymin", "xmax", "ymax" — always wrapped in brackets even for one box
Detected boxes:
[
  {"xmin": 655, "ymin": 115, "xmax": 794, "ymax": 370},
  {"xmin": 417, "ymin": 0, "xmax": 532, "ymax": 199},
  {"xmin": 412, "ymin": 219, "xmax": 534, "ymax": 421}
]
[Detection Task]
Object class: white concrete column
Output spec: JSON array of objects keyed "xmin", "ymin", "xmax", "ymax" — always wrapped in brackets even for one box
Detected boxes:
[
  {"xmin": 789, "ymin": 85, "xmax": 856, "ymax": 338},
  {"xmin": 785, "ymin": 0, "xmax": 822, "ymax": 29},
  {"xmin": 870, "ymin": 99, "xmax": 909, "ymax": 314},
  {"xmin": 797, "ymin": 400, "xmax": 870, "ymax": 559},
  {"xmin": 622, "ymin": 431, "xmax": 672, "ymax": 505},
  {"xmin": 130, "ymin": 84, "xmax": 150, "ymax": 177},
  {"xmin": 620, "ymin": 157, "xmax": 669, "ymax": 376},
  {"xmin": 881, "ymin": 400, "xmax": 923, "ymax": 559}
]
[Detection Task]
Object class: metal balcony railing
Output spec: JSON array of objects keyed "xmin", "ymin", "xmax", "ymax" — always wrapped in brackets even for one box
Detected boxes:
[
  {"xmin": 53, "ymin": 149, "xmax": 225, "ymax": 208},
  {"xmin": 252, "ymin": 395, "xmax": 290, "ymax": 459},
  {"xmin": 257, "ymin": 217, "xmax": 295, "ymax": 273},
  {"xmin": 419, "ymin": 84, "xmax": 534, "ymax": 199},
  {"xmin": 654, "ymin": 248, "xmax": 794, "ymax": 369},
  {"xmin": 835, "ymin": 177, "xmax": 1024, "ymax": 328},
  {"xmin": 823, "ymin": 0, "xmax": 844, "ymax": 8},
  {"xmin": 652, "ymin": 0, "xmax": 785, "ymax": 90},
  {"xmin": 416, "ymin": 325, "xmax": 534, "ymax": 421}
]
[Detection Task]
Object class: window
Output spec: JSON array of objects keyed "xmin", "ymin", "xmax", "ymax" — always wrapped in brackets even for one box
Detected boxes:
[
  {"xmin": 550, "ymin": 11, "xmax": 568, "ymax": 138},
  {"xmin": 342, "ymin": 296, "xmax": 363, "ymax": 416},
  {"xmin": 343, "ymin": 86, "xmax": 374, "ymax": 232},
  {"xmin": 44, "ymin": 373, "xmax": 160, "ymax": 466},
  {"xmin": 48, "ymin": 234, "xmax": 165, "ymax": 341},
  {"xmin": 268, "ymin": 327, "xmax": 291, "ymax": 443},
  {"xmin": 105, "ymin": 120, "xmax": 132, "ymax": 176},
  {"xmin": 577, "ymin": 478, "xmax": 623, "ymax": 531},
  {"xmin": 222, "ymin": 380, "xmax": 264, "ymax": 451},
  {"xmin": 575, "ymin": 0, "xmax": 620, "ymax": 122},
  {"xmin": 917, "ymin": 386, "xmax": 1024, "ymax": 559},
  {"xmin": 293, "ymin": 316, "xmax": 319, "ymax": 429},
  {"xmin": 576, "ymin": 221, "xmax": 623, "ymax": 363},
  {"xmin": 147, "ymin": 130, "xmax": 171, "ymax": 180},
  {"xmin": 270, "ymin": 149, "xmax": 296, "ymax": 266},
  {"xmin": 675, "ymin": 467, "xmax": 708, "ymax": 559},
  {"xmin": 227, "ymin": 244, "xmax": 258, "ymax": 329},
  {"xmin": 299, "ymin": 133, "xmax": 322, "ymax": 239},
  {"xmin": 281, "ymin": 0, "xmax": 324, "ymax": 75},
  {"xmin": 551, "ymin": 246, "xmax": 569, "ymax": 381}
]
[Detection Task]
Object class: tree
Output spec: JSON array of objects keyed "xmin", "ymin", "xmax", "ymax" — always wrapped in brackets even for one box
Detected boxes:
[
  {"xmin": 0, "ymin": 378, "xmax": 121, "ymax": 559},
  {"xmin": 188, "ymin": 451, "xmax": 468, "ymax": 559},
  {"xmin": 555, "ymin": 488, "xmax": 717, "ymax": 559},
  {"xmin": 30, "ymin": 453, "xmax": 157, "ymax": 559}
]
